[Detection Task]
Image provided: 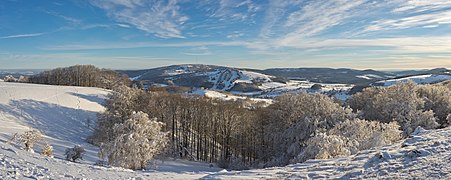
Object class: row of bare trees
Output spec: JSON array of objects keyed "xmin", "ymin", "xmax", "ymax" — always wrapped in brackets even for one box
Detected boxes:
[
  {"xmin": 28, "ymin": 65, "xmax": 130, "ymax": 89},
  {"xmin": 90, "ymin": 86, "xmax": 263, "ymax": 169}
]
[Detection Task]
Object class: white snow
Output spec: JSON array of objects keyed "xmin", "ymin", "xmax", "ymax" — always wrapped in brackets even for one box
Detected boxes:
[
  {"xmin": 376, "ymin": 74, "xmax": 451, "ymax": 86},
  {"xmin": 206, "ymin": 126, "xmax": 451, "ymax": 179},
  {"xmin": 356, "ymin": 74, "xmax": 383, "ymax": 80},
  {"xmin": 0, "ymin": 82, "xmax": 223, "ymax": 179},
  {"xmin": 191, "ymin": 88, "xmax": 273, "ymax": 105},
  {"xmin": 163, "ymin": 65, "xmax": 194, "ymax": 76},
  {"xmin": 209, "ymin": 69, "xmax": 273, "ymax": 91}
]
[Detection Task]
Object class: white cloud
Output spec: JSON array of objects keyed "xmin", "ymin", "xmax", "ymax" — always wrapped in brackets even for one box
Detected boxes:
[
  {"xmin": 0, "ymin": 33, "xmax": 44, "ymax": 39},
  {"xmin": 392, "ymin": 0, "xmax": 451, "ymax": 13},
  {"xmin": 90, "ymin": 0, "xmax": 188, "ymax": 38},
  {"xmin": 205, "ymin": 0, "xmax": 260, "ymax": 21},
  {"xmin": 276, "ymin": 36, "xmax": 451, "ymax": 53},
  {"xmin": 259, "ymin": 0, "xmax": 302, "ymax": 38},
  {"xmin": 278, "ymin": 0, "xmax": 367, "ymax": 45},
  {"xmin": 116, "ymin": 24, "xmax": 131, "ymax": 28},
  {"xmin": 365, "ymin": 10, "xmax": 451, "ymax": 32}
]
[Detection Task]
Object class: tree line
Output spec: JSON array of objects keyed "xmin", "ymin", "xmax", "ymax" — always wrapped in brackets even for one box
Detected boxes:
[{"xmin": 28, "ymin": 65, "xmax": 131, "ymax": 89}]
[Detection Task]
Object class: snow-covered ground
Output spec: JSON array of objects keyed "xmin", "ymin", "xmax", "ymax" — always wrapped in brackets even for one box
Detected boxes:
[
  {"xmin": 356, "ymin": 74, "xmax": 383, "ymax": 80},
  {"xmin": 1, "ymin": 81, "xmax": 450, "ymax": 179},
  {"xmin": 0, "ymin": 82, "xmax": 222, "ymax": 179},
  {"xmin": 206, "ymin": 127, "xmax": 451, "ymax": 179},
  {"xmin": 375, "ymin": 74, "xmax": 451, "ymax": 86}
]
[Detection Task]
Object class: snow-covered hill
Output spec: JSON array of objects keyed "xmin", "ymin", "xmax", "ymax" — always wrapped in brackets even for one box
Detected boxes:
[
  {"xmin": 206, "ymin": 127, "xmax": 451, "ymax": 179},
  {"xmin": 374, "ymin": 74, "xmax": 451, "ymax": 86},
  {"xmin": 0, "ymin": 82, "xmax": 222, "ymax": 179}
]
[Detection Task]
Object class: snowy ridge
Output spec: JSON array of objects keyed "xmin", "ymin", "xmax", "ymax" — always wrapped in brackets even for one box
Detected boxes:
[
  {"xmin": 206, "ymin": 127, "xmax": 451, "ymax": 179},
  {"xmin": 375, "ymin": 74, "xmax": 451, "ymax": 86}
]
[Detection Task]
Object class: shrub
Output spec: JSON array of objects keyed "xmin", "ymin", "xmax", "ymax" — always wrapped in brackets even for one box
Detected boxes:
[
  {"xmin": 416, "ymin": 84, "xmax": 451, "ymax": 126},
  {"xmin": 16, "ymin": 130, "xmax": 43, "ymax": 152},
  {"xmin": 293, "ymin": 119, "xmax": 402, "ymax": 163},
  {"xmin": 263, "ymin": 92, "xmax": 355, "ymax": 165},
  {"xmin": 348, "ymin": 81, "xmax": 439, "ymax": 135},
  {"xmin": 41, "ymin": 143, "xmax": 53, "ymax": 157},
  {"xmin": 65, "ymin": 145, "xmax": 85, "ymax": 162}
]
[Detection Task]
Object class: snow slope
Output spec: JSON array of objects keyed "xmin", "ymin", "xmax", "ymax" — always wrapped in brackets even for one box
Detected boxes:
[
  {"xmin": 206, "ymin": 127, "xmax": 451, "ymax": 179},
  {"xmin": 209, "ymin": 69, "xmax": 273, "ymax": 91},
  {"xmin": 375, "ymin": 74, "xmax": 451, "ymax": 86},
  {"xmin": 0, "ymin": 82, "xmax": 222, "ymax": 179}
]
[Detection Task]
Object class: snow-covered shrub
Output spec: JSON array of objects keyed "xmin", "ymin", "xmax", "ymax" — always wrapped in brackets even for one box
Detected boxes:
[
  {"xmin": 41, "ymin": 143, "xmax": 53, "ymax": 157},
  {"xmin": 348, "ymin": 81, "xmax": 439, "ymax": 135},
  {"xmin": 65, "ymin": 145, "xmax": 85, "ymax": 162},
  {"xmin": 3, "ymin": 75, "xmax": 17, "ymax": 82},
  {"xmin": 263, "ymin": 92, "xmax": 355, "ymax": 166},
  {"xmin": 293, "ymin": 119, "xmax": 402, "ymax": 163},
  {"xmin": 101, "ymin": 111, "xmax": 168, "ymax": 170},
  {"xmin": 18, "ymin": 75, "xmax": 28, "ymax": 83},
  {"xmin": 416, "ymin": 84, "xmax": 451, "ymax": 126},
  {"xmin": 16, "ymin": 130, "xmax": 43, "ymax": 152}
]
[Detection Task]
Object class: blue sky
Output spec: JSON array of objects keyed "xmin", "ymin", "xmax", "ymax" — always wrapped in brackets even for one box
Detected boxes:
[{"xmin": 1, "ymin": 0, "xmax": 450, "ymax": 70}]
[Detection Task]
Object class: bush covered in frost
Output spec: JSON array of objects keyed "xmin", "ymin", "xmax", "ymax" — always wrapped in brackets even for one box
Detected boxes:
[
  {"xmin": 100, "ymin": 111, "xmax": 168, "ymax": 170},
  {"xmin": 293, "ymin": 119, "xmax": 402, "ymax": 163},
  {"xmin": 65, "ymin": 145, "xmax": 85, "ymax": 162}
]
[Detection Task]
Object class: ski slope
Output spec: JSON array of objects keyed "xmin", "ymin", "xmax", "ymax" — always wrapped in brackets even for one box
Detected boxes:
[{"xmin": 0, "ymin": 82, "xmax": 222, "ymax": 179}]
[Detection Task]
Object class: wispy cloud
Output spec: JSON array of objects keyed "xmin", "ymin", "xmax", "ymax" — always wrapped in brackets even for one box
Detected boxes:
[
  {"xmin": 365, "ymin": 10, "xmax": 451, "ymax": 32},
  {"xmin": 182, "ymin": 46, "xmax": 212, "ymax": 56},
  {"xmin": 357, "ymin": 0, "xmax": 451, "ymax": 33},
  {"xmin": 392, "ymin": 0, "xmax": 451, "ymax": 13},
  {"xmin": 90, "ymin": 0, "xmax": 188, "ymax": 38},
  {"xmin": 43, "ymin": 41, "xmax": 251, "ymax": 51},
  {"xmin": 0, "ymin": 33, "xmax": 44, "ymax": 39},
  {"xmin": 259, "ymin": 0, "xmax": 301, "ymax": 38},
  {"xmin": 206, "ymin": 0, "xmax": 261, "ymax": 21},
  {"xmin": 277, "ymin": 0, "xmax": 367, "ymax": 45}
]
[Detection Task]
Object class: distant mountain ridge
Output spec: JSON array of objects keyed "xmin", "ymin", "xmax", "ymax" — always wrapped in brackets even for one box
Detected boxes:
[
  {"xmin": 118, "ymin": 65, "xmax": 450, "ymax": 98},
  {"xmin": 121, "ymin": 64, "xmax": 447, "ymax": 85}
]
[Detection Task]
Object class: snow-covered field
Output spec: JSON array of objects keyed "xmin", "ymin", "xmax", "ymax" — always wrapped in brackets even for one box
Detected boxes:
[
  {"xmin": 1, "ymin": 81, "xmax": 450, "ymax": 179},
  {"xmin": 0, "ymin": 82, "xmax": 222, "ymax": 179},
  {"xmin": 375, "ymin": 74, "xmax": 451, "ymax": 86}
]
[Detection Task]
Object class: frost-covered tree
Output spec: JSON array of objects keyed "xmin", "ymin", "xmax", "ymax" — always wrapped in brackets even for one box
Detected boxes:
[
  {"xmin": 101, "ymin": 111, "xmax": 168, "ymax": 170},
  {"xmin": 65, "ymin": 145, "xmax": 85, "ymax": 162},
  {"xmin": 416, "ymin": 84, "xmax": 451, "ymax": 126},
  {"xmin": 262, "ymin": 92, "xmax": 355, "ymax": 166},
  {"xmin": 90, "ymin": 85, "xmax": 142, "ymax": 145},
  {"xmin": 294, "ymin": 119, "xmax": 401, "ymax": 163},
  {"xmin": 348, "ymin": 81, "xmax": 439, "ymax": 135},
  {"xmin": 16, "ymin": 130, "xmax": 43, "ymax": 152}
]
